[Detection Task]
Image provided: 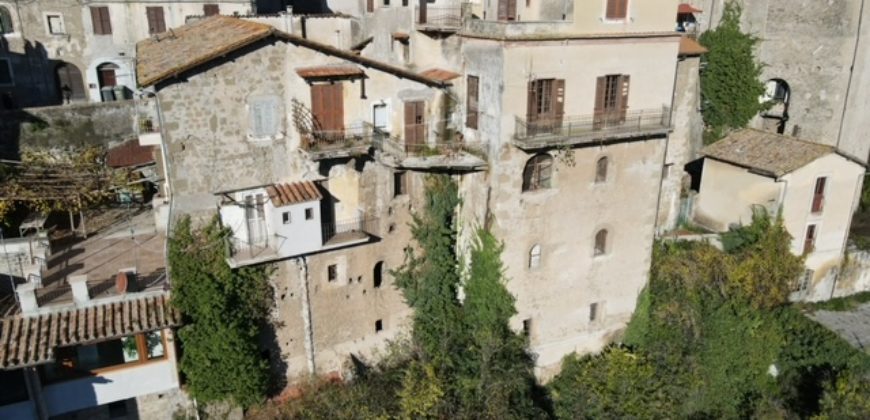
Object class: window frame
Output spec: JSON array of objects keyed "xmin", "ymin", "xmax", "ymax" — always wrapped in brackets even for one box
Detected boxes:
[
  {"xmin": 305, "ymin": 208, "xmax": 314, "ymax": 220},
  {"xmin": 595, "ymin": 156, "xmax": 609, "ymax": 183},
  {"xmin": 811, "ymin": 176, "xmax": 827, "ymax": 214},
  {"xmin": 247, "ymin": 95, "xmax": 282, "ymax": 140},
  {"xmin": 594, "ymin": 229, "xmax": 608, "ymax": 256},
  {"xmin": 145, "ymin": 6, "xmax": 166, "ymax": 35},
  {"xmin": 529, "ymin": 244, "xmax": 542, "ymax": 269},
  {"xmin": 44, "ymin": 13, "xmax": 66, "ymax": 35},
  {"xmin": 603, "ymin": 0, "xmax": 629, "ymax": 21},
  {"xmin": 90, "ymin": 6, "xmax": 112, "ymax": 36},
  {"xmin": 803, "ymin": 224, "xmax": 817, "ymax": 255},
  {"xmin": 40, "ymin": 331, "xmax": 168, "ymax": 384},
  {"xmin": 327, "ymin": 264, "xmax": 338, "ymax": 282},
  {"xmin": 522, "ymin": 154, "xmax": 554, "ymax": 192},
  {"xmin": 282, "ymin": 211, "xmax": 291, "ymax": 225},
  {"xmin": 0, "ymin": 6, "xmax": 14, "ymax": 35},
  {"xmin": 394, "ymin": 171, "xmax": 408, "ymax": 197},
  {"xmin": 466, "ymin": 75, "xmax": 480, "ymax": 129}
]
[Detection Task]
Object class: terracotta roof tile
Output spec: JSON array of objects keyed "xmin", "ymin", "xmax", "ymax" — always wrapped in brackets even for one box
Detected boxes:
[
  {"xmin": 266, "ymin": 181, "xmax": 323, "ymax": 207},
  {"xmin": 419, "ymin": 68, "xmax": 461, "ymax": 82},
  {"xmin": 296, "ymin": 65, "xmax": 365, "ymax": 79},
  {"xmin": 701, "ymin": 129, "xmax": 835, "ymax": 177},
  {"xmin": 0, "ymin": 294, "xmax": 181, "ymax": 369},
  {"xmin": 107, "ymin": 139, "xmax": 156, "ymax": 168},
  {"xmin": 679, "ymin": 35, "xmax": 708, "ymax": 56},
  {"xmin": 136, "ymin": 16, "xmax": 274, "ymax": 87},
  {"xmin": 678, "ymin": 3, "xmax": 703, "ymax": 14}
]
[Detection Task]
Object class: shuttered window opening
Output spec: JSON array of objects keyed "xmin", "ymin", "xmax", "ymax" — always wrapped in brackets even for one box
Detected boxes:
[
  {"xmin": 594, "ymin": 74, "xmax": 630, "ymax": 128},
  {"xmin": 522, "ymin": 154, "xmax": 553, "ymax": 192},
  {"xmin": 605, "ymin": 0, "xmax": 629, "ymax": 20},
  {"xmin": 310, "ymin": 83, "xmax": 345, "ymax": 139},
  {"xmin": 90, "ymin": 6, "xmax": 112, "ymax": 35},
  {"xmin": 498, "ymin": 0, "xmax": 517, "ymax": 21},
  {"xmin": 811, "ymin": 177, "xmax": 827, "ymax": 213},
  {"xmin": 47, "ymin": 15, "xmax": 65, "ymax": 34},
  {"xmin": 466, "ymin": 75, "xmax": 479, "ymax": 129},
  {"xmin": 56, "ymin": 63, "xmax": 86, "ymax": 101},
  {"xmin": 527, "ymin": 78, "xmax": 565, "ymax": 135},
  {"xmin": 249, "ymin": 96, "xmax": 281, "ymax": 138},
  {"xmin": 204, "ymin": 4, "xmax": 220, "ymax": 16},
  {"xmin": 404, "ymin": 100, "xmax": 426, "ymax": 152},
  {"xmin": 146, "ymin": 7, "xmax": 166, "ymax": 35},
  {"xmin": 97, "ymin": 63, "xmax": 118, "ymax": 87},
  {"xmin": 804, "ymin": 224, "xmax": 817, "ymax": 255}
]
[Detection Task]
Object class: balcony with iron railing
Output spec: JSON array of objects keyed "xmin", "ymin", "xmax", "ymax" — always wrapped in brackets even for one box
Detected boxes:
[
  {"xmin": 373, "ymin": 123, "xmax": 488, "ymax": 170},
  {"xmin": 512, "ymin": 106, "xmax": 672, "ymax": 150},
  {"xmin": 300, "ymin": 121, "xmax": 380, "ymax": 160},
  {"xmin": 322, "ymin": 216, "xmax": 378, "ymax": 247},
  {"xmin": 416, "ymin": 2, "xmax": 467, "ymax": 32}
]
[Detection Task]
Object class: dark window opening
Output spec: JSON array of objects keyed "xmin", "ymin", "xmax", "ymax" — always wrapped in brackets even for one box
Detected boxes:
[
  {"xmin": 522, "ymin": 154, "xmax": 553, "ymax": 192},
  {"xmin": 305, "ymin": 208, "xmax": 314, "ymax": 220},
  {"xmin": 594, "ymin": 229, "xmax": 608, "ymax": 256},
  {"xmin": 394, "ymin": 171, "xmax": 407, "ymax": 197},
  {"xmin": 811, "ymin": 177, "xmax": 827, "ymax": 214},
  {"xmin": 373, "ymin": 261, "xmax": 384, "ymax": 288},
  {"xmin": 589, "ymin": 303, "xmax": 599, "ymax": 322},
  {"xmin": 375, "ymin": 319, "xmax": 383, "ymax": 332},
  {"xmin": 596, "ymin": 157, "xmax": 609, "ymax": 183},
  {"xmin": 804, "ymin": 225, "xmax": 817, "ymax": 255},
  {"xmin": 328, "ymin": 264, "xmax": 338, "ymax": 282},
  {"xmin": 522, "ymin": 318, "xmax": 531, "ymax": 336},
  {"xmin": 282, "ymin": 211, "xmax": 291, "ymax": 224},
  {"xmin": 204, "ymin": 4, "xmax": 220, "ymax": 16}
]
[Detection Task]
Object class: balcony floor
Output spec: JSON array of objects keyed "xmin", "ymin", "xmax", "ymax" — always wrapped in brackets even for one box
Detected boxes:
[{"xmin": 513, "ymin": 125, "xmax": 671, "ymax": 151}]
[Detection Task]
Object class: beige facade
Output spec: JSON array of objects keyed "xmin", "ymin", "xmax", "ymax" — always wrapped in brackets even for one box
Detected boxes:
[{"xmin": 694, "ymin": 136, "xmax": 865, "ymax": 301}]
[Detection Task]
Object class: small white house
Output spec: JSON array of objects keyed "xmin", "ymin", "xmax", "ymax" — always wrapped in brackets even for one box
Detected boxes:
[
  {"xmin": 693, "ymin": 129, "xmax": 866, "ymax": 301},
  {"xmin": 219, "ymin": 180, "xmax": 371, "ymax": 267}
]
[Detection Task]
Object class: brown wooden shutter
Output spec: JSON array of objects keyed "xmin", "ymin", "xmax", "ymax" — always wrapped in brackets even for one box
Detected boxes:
[
  {"xmin": 204, "ymin": 4, "xmax": 220, "ymax": 16},
  {"xmin": 418, "ymin": 0, "xmax": 427, "ymax": 23},
  {"xmin": 619, "ymin": 74, "xmax": 630, "ymax": 121},
  {"xmin": 311, "ymin": 83, "xmax": 344, "ymax": 135},
  {"xmin": 594, "ymin": 76, "xmax": 606, "ymax": 129},
  {"xmin": 99, "ymin": 67, "xmax": 117, "ymax": 87},
  {"xmin": 812, "ymin": 177, "xmax": 826, "ymax": 213},
  {"xmin": 527, "ymin": 81, "xmax": 539, "ymax": 122},
  {"xmin": 498, "ymin": 0, "xmax": 511, "ymax": 21},
  {"xmin": 368, "ymin": 0, "xmax": 375, "ymax": 13},
  {"xmin": 91, "ymin": 7, "xmax": 112, "ymax": 35},
  {"xmin": 552, "ymin": 79, "xmax": 565, "ymax": 129},
  {"xmin": 147, "ymin": 7, "xmax": 166, "ymax": 34},
  {"xmin": 606, "ymin": 0, "xmax": 628, "ymax": 19},
  {"xmin": 404, "ymin": 101, "xmax": 425, "ymax": 150},
  {"xmin": 466, "ymin": 76, "xmax": 479, "ymax": 129},
  {"xmin": 618, "ymin": 0, "xmax": 629, "ymax": 19},
  {"xmin": 508, "ymin": 0, "xmax": 517, "ymax": 20}
]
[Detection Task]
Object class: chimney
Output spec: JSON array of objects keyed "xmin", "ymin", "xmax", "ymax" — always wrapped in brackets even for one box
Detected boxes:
[
  {"xmin": 15, "ymin": 283, "xmax": 39, "ymax": 314},
  {"xmin": 68, "ymin": 274, "xmax": 90, "ymax": 304}
]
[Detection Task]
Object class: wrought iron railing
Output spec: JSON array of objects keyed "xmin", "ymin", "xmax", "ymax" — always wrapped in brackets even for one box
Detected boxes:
[
  {"xmin": 513, "ymin": 106, "xmax": 671, "ymax": 148},
  {"xmin": 301, "ymin": 121, "xmax": 379, "ymax": 157},
  {"xmin": 322, "ymin": 216, "xmax": 377, "ymax": 243},
  {"xmin": 418, "ymin": 4, "xmax": 464, "ymax": 28}
]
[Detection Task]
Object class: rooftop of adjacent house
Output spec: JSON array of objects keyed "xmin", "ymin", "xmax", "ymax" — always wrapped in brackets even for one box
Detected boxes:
[
  {"xmin": 107, "ymin": 139, "xmax": 156, "ymax": 168},
  {"xmin": 701, "ymin": 129, "xmax": 839, "ymax": 178},
  {"xmin": 678, "ymin": 3, "xmax": 703, "ymax": 14},
  {"xmin": 266, "ymin": 181, "xmax": 323, "ymax": 207},
  {"xmin": 0, "ymin": 294, "xmax": 181, "ymax": 369},
  {"xmin": 419, "ymin": 68, "xmax": 462, "ymax": 82},
  {"xmin": 136, "ymin": 15, "xmax": 449, "ymax": 88},
  {"xmin": 679, "ymin": 36, "xmax": 707, "ymax": 56}
]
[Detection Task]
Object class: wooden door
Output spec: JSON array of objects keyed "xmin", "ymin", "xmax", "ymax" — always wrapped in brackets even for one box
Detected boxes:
[
  {"xmin": 311, "ymin": 83, "xmax": 344, "ymax": 139},
  {"xmin": 56, "ymin": 64, "xmax": 86, "ymax": 101},
  {"xmin": 404, "ymin": 101, "xmax": 426, "ymax": 151},
  {"xmin": 526, "ymin": 79, "xmax": 563, "ymax": 135},
  {"xmin": 98, "ymin": 65, "xmax": 117, "ymax": 87},
  {"xmin": 594, "ymin": 75, "xmax": 628, "ymax": 129}
]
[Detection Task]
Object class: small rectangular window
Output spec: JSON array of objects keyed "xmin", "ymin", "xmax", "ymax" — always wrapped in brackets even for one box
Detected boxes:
[
  {"xmin": 394, "ymin": 172, "xmax": 407, "ymax": 197},
  {"xmin": 146, "ymin": 7, "xmax": 166, "ymax": 35},
  {"xmin": 328, "ymin": 264, "xmax": 338, "ymax": 282},
  {"xmin": 204, "ymin": 4, "xmax": 220, "ymax": 16},
  {"xmin": 384, "ymin": 0, "xmax": 391, "ymax": 6},
  {"xmin": 375, "ymin": 319, "xmax": 384, "ymax": 332},
  {"xmin": 804, "ymin": 224, "xmax": 817, "ymax": 255},
  {"xmin": 605, "ymin": 0, "xmax": 628, "ymax": 20},
  {"xmin": 282, "ymin": 212, "xmax": 291, "ymax": 224},
  {"xmin": 466, "ymin": 75, "xmax": 479, "ymax": 129},
  {"xmin": 305, "ymin": 208, "xmax": 314, "ymax": 220},
  {"xmin": 522, "ymin": 318, "xmax": 532, "ymax": 336},
  {"xmin": 589, "ymin": 303, "xmax": 598, "ymax": 322},
  {"xmin": 811, "ymin": 177, "xmax": 827, "ymax": 214},
  {"xmin": 47, "ymin": 15, "xmax": 64, "ymax": 34}
]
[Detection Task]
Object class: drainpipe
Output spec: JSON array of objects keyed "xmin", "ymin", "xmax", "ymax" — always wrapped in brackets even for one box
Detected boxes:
[
  {"xmin": 151, "ymin": 90, "xmax": 174, "ymax": 285},
  {"xmin": 296, "ymin": 257, "xmax": 316, "ymax": 375}
]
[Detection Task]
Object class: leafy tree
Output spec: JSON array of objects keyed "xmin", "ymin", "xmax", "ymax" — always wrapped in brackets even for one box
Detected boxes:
[
  {"xmin": 169, "ymin": 216, "xmax": 272, "ymax": 408},
  {"xmin": 699, "ymin": 1, "xmax": 767, "ymax": 142},
  {"xmin": 549, "ymin": 346, "xmax": 676, "ymax": 420},
  {"xmin": 813, "ymin": 373, "xmax": 870, "ymax": 419},
  {"xmin": 459, "ymin": 228, "xmax": 544, "ymax": 419}
]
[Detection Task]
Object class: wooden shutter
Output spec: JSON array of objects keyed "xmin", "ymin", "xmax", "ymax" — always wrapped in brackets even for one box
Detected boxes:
[
  {"xmin": 99, "ymin": 67, "xmax": 116, "ymax": 87},
  {"xmin": 311, "ymin": 83, "xmax": 344, "ymax": 134},
  {"xmin": 466, "ymin": 76, "xmax": 479, "ymax": 129},
  {"xmin": 498, "ymin": 0, "xmax": 509, "ymax": 21},
  {"xmin": 508, "ymin": 0, "xmax": 517, "ymax": 20},
  {"xmin": 404, "ymin": 101, "xmax": 425, "ymax": 149},
  {"xmin": 204, "ymin": 4, "xmax": 220, "ymax": 16},
  {"xmin": 812, "ymin": 177, "xmax": 826, "ymax": 213},
  {"xmin": 552, "ymin": 79, "xmax": 565, "ymax": 129},
  {"xmin": 91, "ymin": 7, "xmax": 112, "ymax": 35},
  {"xmin": 594, "ymin": 76, "xmax": 606, "ymax": 129},
  {"xmin": 418, "ymin": 0, "xmax": 427, "ymax": 23},
  {"xmin": 147, "ymin": 7, "xmax": 165, "ymax": 34},
  {"xmin": 368, "ymin": 0, "xmax": 375, "ymax": 13},
  {"xmin": 619, "ymin": 74, "xmax": 630, "ymax": 121},
  {"xmin": 606, "ymin": 0, "xmax": 628, "ymax": 19}
]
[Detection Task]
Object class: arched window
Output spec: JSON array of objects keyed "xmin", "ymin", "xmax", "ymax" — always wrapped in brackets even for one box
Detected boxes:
[
  {"xmin": 373, "ymin": 261, "xmax": 384, "ymax": 288},
  {"xmin": 594, "ymin": 229, "xmax": 608, "ymax": 256},
  {"xmin": 56, "ymin": 63, "xmax": 86, "ymax": 102},
  {"xmin": 0, "ymin": 7, "xmax": 13, "ymax": 34},
  {"xmin": 522, "ymin": 154, "xmax": 553, "ymax": 192},
  {"xmin": 97, "ymin": 63, "xmax": 119, "ymax": 88},
  {"xmin": 529, "ymin": 244, "xmax": 541, "ymax": 269},
  {"xmin": 764, "ymin": 79, "xmax": 790, "ymax": 104},
  {"xmin": 595, "ymin": 156, "xmax": 609, "ymax": 183}
]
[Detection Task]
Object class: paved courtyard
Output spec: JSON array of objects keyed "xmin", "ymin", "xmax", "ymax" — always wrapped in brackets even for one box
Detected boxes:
[{"xmin": 808, "ymin": 302, "xmax": 870, "ymax": 353}]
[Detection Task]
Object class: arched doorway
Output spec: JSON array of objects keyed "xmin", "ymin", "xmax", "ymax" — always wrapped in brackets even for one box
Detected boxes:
[
  {"xmin": 56, "ymin": 63, "xmax": 86, "ymax": 103},
  {"xmin": 762, "ymin": 79, "xmax": 791, "ymax": 134},
  {"xmin": 373, "ymin": 261, "xmax": 384, "ymax": 288},
  {"xmin": 97, "ymin": 62, "xmax": 119, "ymax": 101}
]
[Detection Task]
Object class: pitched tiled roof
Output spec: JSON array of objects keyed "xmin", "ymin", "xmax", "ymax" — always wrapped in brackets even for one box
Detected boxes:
[
  {"xmin": 267, "ymin": 181, "xmax": 323, "ymax": 207},
  {"xmin": 679, "ymin": 36, "xmax": 707, "ymax": 56},
  {"xmin": 701, "ymin": 129, "xmax": 836, "ymax": 177},
  {"xmin": 296, "ymin": 65, "xmax": 365, "ymax": 79},
  {"xmin": 419, "ymin": 68, "xmax": 461, "ymax": 82},
  {"xmin": 137, "ymin": 16, "xmax": 274, "ymax": 87},
  {"xmin": 107, "ymin": 139, "xmax": 156, "ymax": 168},
  {"xmin": 0, "ymin": 294, "xmax": 181, "ymax": 369},
  {"xmin": 137, "ymin": 16, "xmax": 449, "ymax": 88}
]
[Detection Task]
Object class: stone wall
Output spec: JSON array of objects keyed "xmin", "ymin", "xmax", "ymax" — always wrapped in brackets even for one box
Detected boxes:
[
  {"xmin": 834, "ymin": 249, "xmax": 870, "ymax": 299},
  {"xmin": 0, "ymin": 100, "xmax": 136, "ymax": 158}
]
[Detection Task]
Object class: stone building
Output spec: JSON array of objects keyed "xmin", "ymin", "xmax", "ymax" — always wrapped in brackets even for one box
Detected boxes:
[
  {"xmin": 0, "ymin": 0, "xmax": 252, "ymax": 108},
  {"xmin": 136, "ymin": 0, "xmax": 689, "ymax": 384}
]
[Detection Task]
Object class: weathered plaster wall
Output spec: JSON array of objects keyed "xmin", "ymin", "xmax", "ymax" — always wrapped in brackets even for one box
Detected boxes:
[
  {"xmin": 0, "ymin": 100, "xmax": 136, "ymax": 158},
  {"xmin": 657, "ymin": 55, "xmax": 703, "ymax": 232},
  {"xmin": 693, "ymin": 158, "xmax": 782, "ymax": 231}
]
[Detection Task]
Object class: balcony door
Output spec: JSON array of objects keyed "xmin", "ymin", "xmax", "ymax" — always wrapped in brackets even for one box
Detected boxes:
[
  {"xmin": 311, "ymin": 82, "xmax": 344, "ymax": 140},
  {"xmin": 404, "ymin": 100, "xmax": 426, "ymax": 152},
  {"xmin": 594, "ymin": 74, "xmax": 630, "ymax": 129},
  {"xmin": 526, "ymin": 79, "xmax": 564, "ymax": 135},
  {"xmin": 245, "ymin": 194, "xmax": 266, "ymax": 246}
]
